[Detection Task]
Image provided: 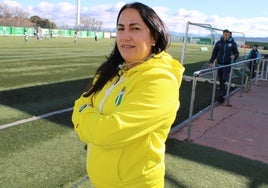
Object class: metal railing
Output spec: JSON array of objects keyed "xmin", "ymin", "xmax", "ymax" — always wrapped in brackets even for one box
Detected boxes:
[{"xmin": 170, "ymin": 57, "xmax": 268, "ymax": 140}]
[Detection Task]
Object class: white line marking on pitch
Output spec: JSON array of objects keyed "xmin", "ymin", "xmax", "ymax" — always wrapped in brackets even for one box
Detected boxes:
[{"xmin": 0, "ymin": 107, "xmax": 73, "ymax": 130}]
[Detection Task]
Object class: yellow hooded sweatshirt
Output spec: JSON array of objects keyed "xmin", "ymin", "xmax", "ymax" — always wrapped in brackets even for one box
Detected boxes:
[{"xmin": 72, "ymin": 51, "xmax": 184, "ymax": 188}]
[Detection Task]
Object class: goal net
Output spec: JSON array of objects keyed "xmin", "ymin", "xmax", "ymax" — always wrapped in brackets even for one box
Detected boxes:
[{"xmin": 180, "ymin": 21, "xmax": 246, "ymax": 79}]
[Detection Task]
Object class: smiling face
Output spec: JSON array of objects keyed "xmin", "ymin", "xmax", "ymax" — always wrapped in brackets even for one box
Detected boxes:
[{"xmin": 116, "ymin": 8, "xmax": 156, "ymax": 66}]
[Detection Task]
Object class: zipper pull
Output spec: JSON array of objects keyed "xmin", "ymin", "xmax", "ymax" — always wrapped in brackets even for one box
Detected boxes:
[{"xmin": 115, "ymin": 87, "xmax": 126, "ymax": 106}]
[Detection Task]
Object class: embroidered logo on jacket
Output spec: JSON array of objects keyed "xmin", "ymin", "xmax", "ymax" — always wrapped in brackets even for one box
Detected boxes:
[{"xmin": 115, "ymin": 87, "xmax": 126, "ymax": 106}]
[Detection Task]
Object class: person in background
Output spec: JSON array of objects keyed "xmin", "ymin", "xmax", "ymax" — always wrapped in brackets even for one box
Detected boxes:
[
  {"xmin": 72, "ymin": 2, "xmax": 184, "ymax": 187},
  {"xmin": 245, "ymin": 44, "xmax": 261, "ymax": 78},
  {"xmin": 74, "ymin": 31, "xmax": 78, "ymax": 43},
  {"xmin": 24, "ymin": 31, "xmax": 28, "ymax": 43},
  {"xmin": 36, "ymin": 32, "xmax": 41, "ymax": 41},
  {"xmin": 45, "ymin": 31, "xmax": 50, "ymax": 40},
  {"xmin": 209, "ymin": 29, "xmax": 239, "ymax": 104}
]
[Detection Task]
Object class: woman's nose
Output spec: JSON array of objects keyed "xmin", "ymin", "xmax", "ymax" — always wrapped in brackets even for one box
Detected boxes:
[{"xmin": 119, "ymin": 30, "xmax": 131, "ymax": 41}]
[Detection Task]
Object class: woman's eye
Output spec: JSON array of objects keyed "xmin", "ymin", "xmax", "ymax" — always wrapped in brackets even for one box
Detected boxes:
[
  {"xmin": 117, "ymin": 27, "xmax": 124, "ymax": 31},
  {"xmin": 131, "ymin": 27, "xmax": 140, "ymax": 30}
]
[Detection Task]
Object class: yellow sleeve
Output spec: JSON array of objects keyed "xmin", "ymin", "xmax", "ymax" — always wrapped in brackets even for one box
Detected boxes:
[{"xmin": 72, "ymin": 70, "xmax": 182, "ymax": 148}]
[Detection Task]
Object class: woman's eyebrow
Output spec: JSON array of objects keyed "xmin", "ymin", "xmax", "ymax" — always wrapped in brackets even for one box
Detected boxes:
[
  {"xmin": 117, "ymin": 22, "xmax": 143, "ymax": 27},
  {"xmin": 117, "ymin": 23, "xmax": 124, "ymax": 27}
]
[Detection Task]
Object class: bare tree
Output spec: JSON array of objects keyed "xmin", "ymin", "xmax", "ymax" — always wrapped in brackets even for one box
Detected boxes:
[
  {"xmin": 80, "ymin": 16, "xmax": 102, "ymax": 31},
  {"xmin": 96, "ymin": 20, "xmax": 103, "ymax": 31},
  {"xmin": 0, "ymin": 4, "xmax": 13, "ymax": 26},
  {"xmin": 0, "ymin": 3, "xmax": 105, "ymax": 31},
  {"xmin": 0, "ymin": 4, "xmax": 51, "ymax": 28},
  {"xmin": 12, "ymin": 7, "xmax": 33, "ymax": 27},
  {"xmin": 80, "ymin": 16, "xmax": 91, "ymax": 30}
]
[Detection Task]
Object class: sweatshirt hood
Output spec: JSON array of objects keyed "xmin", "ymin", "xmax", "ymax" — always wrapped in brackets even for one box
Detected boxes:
[{"xmin": 120, "ymin": 51, "xmax": 185, "ymax": 85}]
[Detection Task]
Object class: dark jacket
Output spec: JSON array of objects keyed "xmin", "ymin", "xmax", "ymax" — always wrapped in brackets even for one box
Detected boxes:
[
  {"xmin": 209, "ymin": 36, "xmax": 239, "ymax": 65},
  {"xmin": 245, "ymin": 48, "xmax": 261, "ymax": 62}
]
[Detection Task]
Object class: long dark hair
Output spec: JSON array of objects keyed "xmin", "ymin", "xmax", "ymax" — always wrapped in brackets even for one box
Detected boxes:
[{"xmin": 83, "ymin": 2, "xmax": 170, "ymax": 98}]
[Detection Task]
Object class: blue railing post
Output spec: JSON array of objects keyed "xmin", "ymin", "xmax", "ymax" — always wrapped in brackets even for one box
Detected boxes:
[
  {"xmin": 186, "ymin": 73, "xmax": 199, "ymax": 141},
  {"xmin": 209, "ymin": 69, "xmax": 218, "ymax": 120}
]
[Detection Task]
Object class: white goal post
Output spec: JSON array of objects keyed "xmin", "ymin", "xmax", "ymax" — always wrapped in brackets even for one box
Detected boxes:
[{"xmin": 181, "ymin": 21, "xmax": 246, "ymax": 65}]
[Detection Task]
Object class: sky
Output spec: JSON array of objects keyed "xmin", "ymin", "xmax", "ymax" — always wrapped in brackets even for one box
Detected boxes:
[{"xmin": 1, "ymin": 0, "xmax": 268, "ymax": 38}]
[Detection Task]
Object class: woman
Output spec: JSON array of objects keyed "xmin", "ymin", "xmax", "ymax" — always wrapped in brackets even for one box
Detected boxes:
[{"xmin": 72, "ymin": 2, "xmax": 184, "ymax": 187}]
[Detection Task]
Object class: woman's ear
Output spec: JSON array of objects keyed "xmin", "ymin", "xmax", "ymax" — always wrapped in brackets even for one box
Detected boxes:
[
  {"xmin": 151, "ymin": 33, "xmax": 159, "ymax": 46},
  {"xmin": 151, "ymin": 37, "xmax": 156, "ymax": 46}
]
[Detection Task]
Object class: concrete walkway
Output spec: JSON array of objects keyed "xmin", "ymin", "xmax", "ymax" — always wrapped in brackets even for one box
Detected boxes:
[{"xmin": 170, "ymin": 80, "xmax": 268, "ymax": 164}]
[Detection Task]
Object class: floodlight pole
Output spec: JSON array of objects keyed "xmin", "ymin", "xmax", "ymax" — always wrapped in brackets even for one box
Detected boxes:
[{"xmin": 76, "ymin": 0, "xmax": 81, "ymax": 28}]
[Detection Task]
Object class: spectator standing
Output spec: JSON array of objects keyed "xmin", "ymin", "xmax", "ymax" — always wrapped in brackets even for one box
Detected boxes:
[
  {"xmin": 245, "ymin": 44, "xmax": 261, "ymax": 77},
  {"xmin": 209, "ymin": 29, "xmax": 239, "ymax": 104}
]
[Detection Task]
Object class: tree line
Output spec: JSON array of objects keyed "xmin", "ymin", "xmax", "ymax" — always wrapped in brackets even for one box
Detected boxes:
[{"xmin": 0, "ymin": 3, "xmax": 103, "ymax": 31}]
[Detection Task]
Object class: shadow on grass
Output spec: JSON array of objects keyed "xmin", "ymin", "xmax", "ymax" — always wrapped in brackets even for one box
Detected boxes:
[
  {"xmin": 1, "ymin": 78, "xmax": 266, "ymax": 187},
  {"xmin": 0, "ymin": 78, "xmax": 91, "ymax": 127},
  {"xmin": 0, "ymin": 59, "xmax": 232, "ymax": 128},
  {"xmin": 183, "ymin": 61, "xmax": 208, "ymax": 76},
  {"xmin": 175, "ymin": 80, "xmax": 217, "ymax": 125},
  {"xmin": 0, "ymin": 77, "xmax": 218, "ymax": 128},
  {"xmin": 165, "ymin": 138, "xmax": 268, "ymax": 187}
]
